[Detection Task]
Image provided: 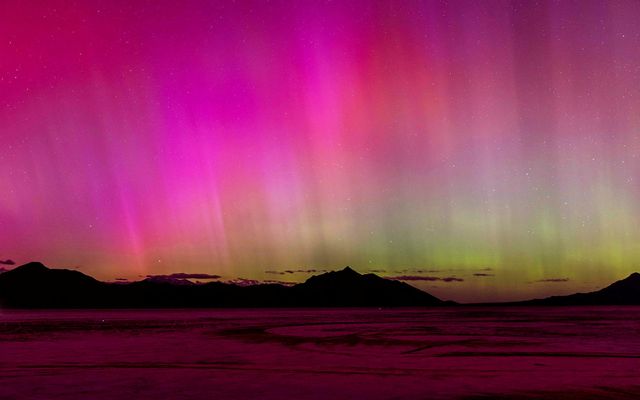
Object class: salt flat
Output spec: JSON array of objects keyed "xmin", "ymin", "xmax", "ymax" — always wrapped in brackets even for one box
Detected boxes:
[{"xmin": 1, "ymin": 307, "xmax": 639, "ymax": 399}]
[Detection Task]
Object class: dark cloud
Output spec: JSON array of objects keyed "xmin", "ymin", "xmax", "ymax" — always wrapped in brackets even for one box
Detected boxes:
[
  {"xmin": 440, "ymin": 277, "xmax": 464, "ymax": 282},
  {"xmin": 115, "ymin": 278, "xmax": 129, "ymax": 281},
  {"xmin": 145, "ymin": 276, "xmax": 194, "ymax": 285},
  {"xmin": 146, "ymin": 273, "xmax": 221, "ymax": 280},
  {"xmin": 398, "ymin": 268, "xmax": 443, "ymax": 274},
  {"xmin": 473, "ymin": 273, "xmax": 494, "ymax": 277},
  {"xmin": 388, "ymin": 275, "xmax": 464, "ymax": 282},
  {"xmin": 265, "ymin": 269, "xmax": 325, "ymax": 275},
  {"xmin": 367, "ymin": 269, "xmax": 387, "ymax": 273},
  {"xmin": 536, "ymin": 278, "xmax": 570, "ymax": 283},
  {"xmin": 398, "ymin": 267, "xmax": 495, "ymax": 274},
  {"xmin": 0, "ymin": 259, "xmax": 15, "ymax": 265}
]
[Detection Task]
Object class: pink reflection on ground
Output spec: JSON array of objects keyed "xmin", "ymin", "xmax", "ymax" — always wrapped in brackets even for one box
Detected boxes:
[{"xmin": 1, "ymin": 307, "xmax": 640, "ymax": 399}]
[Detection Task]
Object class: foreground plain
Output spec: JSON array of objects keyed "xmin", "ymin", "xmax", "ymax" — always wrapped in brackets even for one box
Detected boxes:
[{"xmin": 1, "ymin": 307, "xmax": 640, "ymax": 399}]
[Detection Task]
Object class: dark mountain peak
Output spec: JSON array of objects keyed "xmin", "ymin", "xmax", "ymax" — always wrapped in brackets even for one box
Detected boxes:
[
  {"xmin": 600, "ymin": 271, "xmax": 640, "ymax": 292},
  {"xmin": 14, "ymin": 261, "xmax": 49, "ymax": 273},
  {"xmin": 296, "ymin": 267, "xmax": 443, "ymax": 306},
  {"xmin": 339, "ymin": 266, "xmax": 360, "ymax": 275},
  {"xmin": 302, "ymin": 266, "xmax": 363, "ymax": 286},
  {"xmin": 0, "ymin": 262, "xmax": 100, "ymax": 287},
  {"xmin": 1, "ymin": 262, "xmax": 50, "ymax": 279},
  {"xmin": 512, "ymin": 271, "xmax": 640, "ymax": 306},
  {"xmin": 0, "ymin": 262, "xmax": 104, "ymax": 308},
  {"xmin": 624, "ymin": 272, "xmax": 640, "ymax": 280}
]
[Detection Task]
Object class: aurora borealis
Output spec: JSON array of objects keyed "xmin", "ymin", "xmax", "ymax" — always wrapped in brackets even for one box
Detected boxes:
[{"xmin": 2, "ymin": 0, "xmax": 640, "ymax": 302}]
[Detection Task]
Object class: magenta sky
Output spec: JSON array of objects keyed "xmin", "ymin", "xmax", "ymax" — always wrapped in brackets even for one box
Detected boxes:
[{"xmin": 2, "ymin": 0, "xmax": 640, "ymax": 302}]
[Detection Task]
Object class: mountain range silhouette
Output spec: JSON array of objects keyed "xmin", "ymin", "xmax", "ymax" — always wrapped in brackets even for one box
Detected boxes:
[
  {"xmin": 1, "ymin": 262, "xmax": 639, "ymax": 308},
  {"xmin": 0, "ymin": 263, "xmax": 446, "ymax": 308},
  {"xmin": 509, "ymin": 272, "xmax": 640, "ymax": 306}
]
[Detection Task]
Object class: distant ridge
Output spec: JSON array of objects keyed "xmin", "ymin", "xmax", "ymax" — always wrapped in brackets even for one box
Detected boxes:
[
  {"xmin": 4, "ymin": 262, "xmax": 639, "ymax": 308},
  {"xmin": 0, "ymin": 263, "xmax": 447, "ymax": 308},
  {"xmin": 291, "ymin": 267, "xmax": 444, "ymax": 306},
  {"xmin": 507, "ymin": 272, "xmax": 640, "ymax": 306}
]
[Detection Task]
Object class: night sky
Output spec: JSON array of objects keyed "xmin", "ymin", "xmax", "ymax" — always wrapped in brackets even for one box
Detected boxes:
[{"xmin": 2, "ymin": 0, "xmax": 640, "ymax": 302}]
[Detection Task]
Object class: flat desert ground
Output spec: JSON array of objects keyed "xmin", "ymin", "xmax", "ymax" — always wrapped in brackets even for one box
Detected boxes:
[{"xmin": 1, "ymin": 307, "xmax": 640, "ymax": 399}]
